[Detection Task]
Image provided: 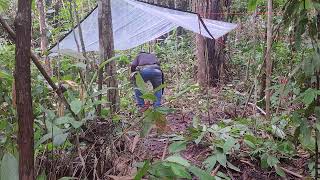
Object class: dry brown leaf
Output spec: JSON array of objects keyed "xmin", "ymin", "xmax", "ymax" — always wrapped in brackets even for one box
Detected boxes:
[{"xmin": 131, "ymin": 134, "xmax": 140, "ymax": 153}]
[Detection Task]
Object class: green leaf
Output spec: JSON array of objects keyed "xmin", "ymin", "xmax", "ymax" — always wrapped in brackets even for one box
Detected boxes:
[
  {"xmin": 0, "ymin": 70, "xmax": 13, "ymax": 83},
  {"xmin": 203, "ymin": 155, "xmax": 217, "ymax": 172},
  {"xmin": 36, "ymin": 172, "xmax": 47, "ymax": 180},
  {"xmin": 260, "ymin": 153, "xmax": 269, "ymax": 169},
  {"xmin": 301, "ymin": 88, "xmax": 318, "ymax": 106},
  {"xmin": 73, "ymin": 62, "xmax": 86, "ymax": 69},
  {"xmin": 216, "ymin": 151, "xmax": 227, "ymax": 167},
  {"xmin": 188, "ymin": 166, "xmax": 215, "ymax": 180},
  {"xmin": 1, "ymin": 153, "xmax": 18, "ymax": 180},
  {"xmin": 227, "ymin": 161, "xmax": 240, "ymax": 172},
  {"xmin": 0, "ymin": 0, "xmax": 9, "ymax": 12},
  {"xmin": 244, "ymin": 139, "xmax": 256, "ymax": 149},
  {"xmin": 166, "ymin": 155, "xmax": 190, "ymax": 167},
  {"xmin": 53, "ymin": 133, "xmax": 69, "ymax": 146},
  {"xmin": 135, "ymin": 73, "xmax": 147, "ymax": 94},
  {"xmin": 223, "ymin": 137, "xmax": 237, "ymax": 153},
  {"xmin": 70, "ymin": 99, "xmax": 82, "ymax": 115},
  {"xmin": 153, "ymin": 83, "xmax": 167, "ymax": 93},
  {"xmin": 195, "ymin": 131, "xmax": 206, "ymax": 145},
  {"xmin": 169, "ymin": 163, "xmax": 192, "ymax": 179},
  {"xmin": 134, "ymin": 160, "xmax": 150, "ymax": 180},
  {"xmin": 267, "ymin": 155, "xmax": 279, "ymax": 167},
  {"xmin": 140, "ymin": 93, "xmax": 157, "ymax": 102},
  {"xmin": 275, "ymin": 166, "xmax": 286, "ymax": 177},
  {"xmin": 168, "ymin": 141, "xmax": 187, "ymax": 153},
  {"xmin": 248, "ymin": 0, "xmax": 258, "ymax": 11}
]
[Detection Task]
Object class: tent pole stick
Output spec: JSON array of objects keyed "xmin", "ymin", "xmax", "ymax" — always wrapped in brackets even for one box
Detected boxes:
[{"xmin": 0, "ymin": 15, "xmax": 80, "ymax": 121}]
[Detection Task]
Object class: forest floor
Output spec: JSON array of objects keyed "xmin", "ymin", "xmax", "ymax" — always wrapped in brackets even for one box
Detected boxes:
[{"xmin": 46, "ymin": 84, "xmax": 309, "ymax": 180}]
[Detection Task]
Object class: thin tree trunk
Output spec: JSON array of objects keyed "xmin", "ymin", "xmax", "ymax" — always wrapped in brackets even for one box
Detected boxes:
[
  {"xmin": 36, "ymin": 0, "xmax": 52, "ymax": 76},
  {"xmin": 265, "ymin": 0, "xmax": 273, "ymax": 119},
  {"xmin": 15, "ymin": 0, "xmax": 34, "ymax": 179},
  {"xmin": 0, "ymin": 15, "xmax": 80, "ymax": 121},
  {"xmin": 98, "ymin": 0, "xmax": 119, "ymax": 115}
]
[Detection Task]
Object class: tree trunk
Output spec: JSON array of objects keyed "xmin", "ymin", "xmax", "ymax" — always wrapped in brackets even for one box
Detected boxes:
[
  {"xmin": 194, "ymin": 0, "xmax": 226, "ymax": 87},
  {"xmin": 98, "ymin": 0, "xmax": 119, "ymax": 115},
  {"xmin": 175, "ymin": 0, "xmax": 188, "ymax": 35},
  {"xmin": 265, "ymin": 0, "xmax": 273, "ymax": 119},
  {"xmin": 36, "ymin": 0, "xmax": 52, "ymax": 77},
  {"xmin": 15, "ymin": 0, "xmax": 34, "ymax": 179}
]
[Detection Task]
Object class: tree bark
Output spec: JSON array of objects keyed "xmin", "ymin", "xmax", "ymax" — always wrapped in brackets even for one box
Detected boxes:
[
  {"xmin": 15, "ymin": 0, "xmax": 34, "ymax": 179},
  {"xmin": 194, "ymin": 0, "xmax": 226, "ymax": 87},
  {"xmin": 98, "ymin": 0, "xmax": 119, "ymax": 115},
  {"xmin": 265, "ymin": 0, "xmax": 273, "ymax": 119},
  {"xmin": 36, "ymin": 0, "xmax": 52, "ymax": 77}
]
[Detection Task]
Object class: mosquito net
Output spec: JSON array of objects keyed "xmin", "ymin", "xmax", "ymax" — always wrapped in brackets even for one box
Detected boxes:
[{"xmin": 50, "ymin": 0, "xmax": 237, "ymax": 55}]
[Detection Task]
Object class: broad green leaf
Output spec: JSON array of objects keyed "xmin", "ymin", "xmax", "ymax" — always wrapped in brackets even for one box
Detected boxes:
[
  {"xmin": 267, "ymin": 155, "xmax": 279, "ymax": 167},
  {"xmin": 271, "ymin": 125, "xmax": 286, "ymax": 139},
  {"xmin": 55, "ymin": 116, "xmax": 74, "ymax": 124},
  {"xmin": 275, "ymin": 166, "xmax": 286, "ymax": 177},
  {"xmin": 140, "ymin": 93, "xmax": 157, "ymax": 102},
  {"xmin": 203, "ymin": 155, "xmax": 217, "ymax": 172},
  {"xmin": 301, "ymin": 88, "xmax": 318, "ymax": 106},
  {"xmin": 0, "ymin": 0, "xmax": 9, "ymax": 12},
  {"xmin": 260, "ymin": 153, "xmax": 269, "ymax": 169},
  {"xmin": 248, "ymin": 0, "xmax": 258, "ymax": 11},
  {"xmin": 53, "ymin": 133, "xmax": 69, "ymax": 146},
  {"xmin": 188, "ymin": 166, "xmax": 215, "ymax": 180},
  {"xmin": 45, "ymin": 119, "xmax": 63, "ymax": 134},
  {"xmin": 1, "ymin": 153, "xmax": 18, "ymax": 180},
  {"xmin": 134, "ymin": 160, "xmax": 150, "ymax": 180},
  {"xmin": 70, "ymin": 99, "xmax": 82, "ymax": 115},
  {"xmin": 36, "ymin": 133, "xmax": 54, "ymax": 147},
  {"xmin": 216, "ymin": 152, "xmax": 227, "ymax": 167},
  {"xmin": 166, "ymin": 155, "xmax": 190, "ymax": 167},
  {"xmin": 223, "ymin": 137, "xmax": 237, "ymax": 153},
  {"xmin": 315, "ymin": 106, "xmax": 320, "ymax": 119},
  {"xmin": 168, "ymin": 141, "xmax": 187, "ymax": 153},
  {"xmin": 153, "ymin": 83, "xmax": 167, "ymax": 93},
  {"xmin": 169, "ymin": 163, "xmax": 192, "ymax": 179},
  {"xmin": 135, "ymin": 73, "xmax": 147, "ymax": 94},
  {"xmin": 244, "ymin": 139, "xmax": 256, "ymax": 149},
  {"xmin": 227, "ymin": 161, "xmax": 240, "ymax": 172}
]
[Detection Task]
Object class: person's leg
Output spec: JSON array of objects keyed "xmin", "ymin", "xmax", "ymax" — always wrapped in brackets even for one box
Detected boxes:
[
  {"xmin": 134, "ymin": 88, "xmax": 145, "ymax": 107},
  {"xmin": 149, "ymin": 69, "xmax": 163, "ymax": 107}
]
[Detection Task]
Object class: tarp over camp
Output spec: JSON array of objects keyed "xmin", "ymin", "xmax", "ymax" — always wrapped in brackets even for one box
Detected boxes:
[{"xmin": 50, "ymin": 0, "xmax": 237, "ymax": 54}]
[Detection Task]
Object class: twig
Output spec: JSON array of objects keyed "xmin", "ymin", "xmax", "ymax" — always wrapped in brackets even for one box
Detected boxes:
[
  {"xmin": 211, "ymin": 164, "xmax": 221, "ymax": 176},
  {"xmin": 279, "ymin": 167, "xmax": 303, "ymax": 179},
  {"xmin": 161, "ymin": 139, "xmax": 169, "ymax": 160},
  {"xmin": 248, "ymin": 102, "xmax": 266, "ymax": 115},
  {"xmin": 0, "ymin": 15, "xmax": 80, "ymax": 121},
  {"xmin": 76, "ymin": 133, "xmax": 87, "ymax": 178},
  {"xmin": 240, "ymin": 159, "xmax": 254, "ymax": 167}
]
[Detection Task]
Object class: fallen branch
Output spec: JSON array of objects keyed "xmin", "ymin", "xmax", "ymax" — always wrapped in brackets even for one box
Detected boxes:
[
  {"xmin": 0, "ymin": 15, "xmax": 79, "ymax": 121},
  {"xmin": 280, "ymin": 167, "xmax": 303, "ymax": 179}
]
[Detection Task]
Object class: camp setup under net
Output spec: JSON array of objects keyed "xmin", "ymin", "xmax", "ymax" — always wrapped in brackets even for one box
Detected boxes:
[{"xmin": 50, "ymin": 0, "xmax": 237, "ymax": 55}]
